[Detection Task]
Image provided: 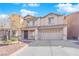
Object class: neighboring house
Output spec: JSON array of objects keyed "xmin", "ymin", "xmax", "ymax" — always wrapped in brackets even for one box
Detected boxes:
[
  {"xmin": 65, "ymin": 12, "xmax": 79, "ymax": 39},
  {"xmin": 21, "ymin": 13, "xmax": 67, "ymax": 40},
  {"xmin": 0, "ymin": 15, "xmax": 10, "ymax": 40},
  {"xmin": 0, "ymin": 29, "xmax": 10, "ymax": 40}
]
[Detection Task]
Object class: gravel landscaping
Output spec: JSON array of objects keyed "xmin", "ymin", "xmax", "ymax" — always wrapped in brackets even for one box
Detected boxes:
[{"xmin": 0, "ymin": 41, "xmax": 27, "ymax": 56}]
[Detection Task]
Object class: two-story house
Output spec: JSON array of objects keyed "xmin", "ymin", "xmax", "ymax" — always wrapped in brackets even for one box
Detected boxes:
[{"xmin": 21, "ymin": 13, "xmax": 67, "ymax": 40}]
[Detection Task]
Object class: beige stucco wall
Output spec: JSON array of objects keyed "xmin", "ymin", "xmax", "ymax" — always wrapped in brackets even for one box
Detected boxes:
[
  {"xmin": 35, "ymin": 14, "xmax": 64, "ymax": 26},
  {"xmin": 65, "ymin": 12, "xmax": 79, "ymax": 39},
  {"xmin": 35, "ymin": 18, "xmax": 41, "ymax": 26}
]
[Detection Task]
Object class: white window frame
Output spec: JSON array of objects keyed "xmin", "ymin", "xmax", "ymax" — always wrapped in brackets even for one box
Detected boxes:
[
  {"xmin": 48, "ymin": 17, "xmax": 54, "ymax": 24},
  {"xmin": 28, "ymin": 21, "xmax": 35, "ymax": 26}
]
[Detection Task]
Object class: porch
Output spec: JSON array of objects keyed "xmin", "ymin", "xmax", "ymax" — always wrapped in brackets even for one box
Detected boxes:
[{"xmin": 21, "ymin": 27, "xmax": 37, "ymax": 40}]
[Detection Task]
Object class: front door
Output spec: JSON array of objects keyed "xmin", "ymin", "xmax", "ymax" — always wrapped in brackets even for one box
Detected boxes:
[{"xmin": 24, "ymin": 30, "xmax": 28, "ymax": 39}]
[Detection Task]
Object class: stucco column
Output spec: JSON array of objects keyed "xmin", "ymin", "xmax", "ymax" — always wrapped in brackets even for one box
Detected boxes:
[
  {"xmin": 63, "ymin": 26, "xmax": 67, "ymax": 40},
  {"xmin": 19, "ymin": 30, "xmax": 24, "ymax": 40},
  {"xmin": 20, "ymin": 30, "xmax": 24, "ymax": 40},
  {"xmin": 10, "ymin": 30, "xmax": 12, "ymax": 37}
]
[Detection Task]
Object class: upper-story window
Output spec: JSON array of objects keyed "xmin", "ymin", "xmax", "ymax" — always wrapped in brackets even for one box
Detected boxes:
[
  {"xmin": 48, "ymin": 17, "xmax": 54, "ymax": 24},
  {"xmin": 28, "ymin": 21, "xmax": 35, "ymax": 26},
  {"xmin": 32, "ymin": 21, "xmax": 35, "ymax": 26}
]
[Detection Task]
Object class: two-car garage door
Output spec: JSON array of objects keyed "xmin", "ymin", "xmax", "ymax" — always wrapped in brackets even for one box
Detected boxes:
[{"xmin": 38, "ymin": 28, "xmax": 63, "ymax": 40}]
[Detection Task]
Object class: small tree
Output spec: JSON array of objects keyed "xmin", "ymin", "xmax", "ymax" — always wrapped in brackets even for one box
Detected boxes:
[{"xmin": 10, "ymin": 14, "xmax": 25, "ymax": 40}]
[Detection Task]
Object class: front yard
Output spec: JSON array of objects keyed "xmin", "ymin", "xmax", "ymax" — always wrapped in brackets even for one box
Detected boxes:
[
  {"xmin": 0, "ymin": 36, "xmax": 27, "ymax": 56},
  {"xmin": 0, "ymin": 37, "xmax": 19, "ymax": 44},
  {"xmin": 0, "ymin": 41, "xmax": 26, "ymax": 56}
]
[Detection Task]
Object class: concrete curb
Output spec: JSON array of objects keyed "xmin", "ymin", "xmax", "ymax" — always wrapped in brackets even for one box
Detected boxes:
[{"xmin": 10, "ymin": 45, "xmax": 28, "ymax": 56}]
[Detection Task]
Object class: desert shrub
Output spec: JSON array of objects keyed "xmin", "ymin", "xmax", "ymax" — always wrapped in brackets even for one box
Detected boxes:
[
  {"xmin": 2, "ymin": 36, "xmax": 19, "ymax": 44},
  {"xmin": 10, "ymin": 37, "xmax": 18, "ymax": 41}
]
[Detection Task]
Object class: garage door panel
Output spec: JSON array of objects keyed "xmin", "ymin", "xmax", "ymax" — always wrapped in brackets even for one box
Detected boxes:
[{"xmin": 39, "ymin": 28, "xmax": 63, "ymax": 40}]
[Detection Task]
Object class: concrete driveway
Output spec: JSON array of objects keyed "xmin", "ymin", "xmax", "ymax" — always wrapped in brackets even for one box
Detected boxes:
[{"xmin": 12, "ymin": 40, "xmax": 79, "ymax": 56}]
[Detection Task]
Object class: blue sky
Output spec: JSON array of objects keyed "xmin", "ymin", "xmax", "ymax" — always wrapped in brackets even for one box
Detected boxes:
[{"xmin": 0, "ymin": 3, "xmax": 79, "ymax": 17}]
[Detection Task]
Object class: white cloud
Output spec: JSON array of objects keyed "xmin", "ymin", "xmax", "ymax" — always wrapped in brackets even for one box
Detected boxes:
[
  {"xmin": 22, "ymin": 3, "xmax": 40, "ymax": 8},
  {"xmin": 56, "ymin": 3, "xmax": 79, "ymax": 13},
  {"xmin": 28, "ymin": 3, "xmax": 40, "ymax": 7},
  {"xmin": 20, "ymin": 9, "xmax": 38, "ymax": 16},
  {"xmin": 0, "ymin": 14, "xmax": 9, "ymax": 18}
]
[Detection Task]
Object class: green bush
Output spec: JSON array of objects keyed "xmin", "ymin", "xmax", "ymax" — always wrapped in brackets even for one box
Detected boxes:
[
  {"xmin": 2, "ymin": 37, "xmax": 19, "ymax": 44},
  {"xmin": 3, "ymin": 40, "xmax": 11, "ymax": 44},
  {"xmin": 10, "ymin": 37, "xmax": 18, "ymax": 41}
]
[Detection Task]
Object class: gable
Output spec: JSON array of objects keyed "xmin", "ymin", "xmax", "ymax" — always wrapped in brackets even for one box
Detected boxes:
[
  {"xmin": 42, "ymin": 13, "xmax": 62, "ymax": 18},
  {"xmin": 24, "ymin": 15, "xmax": 37, "ymax": 21}
]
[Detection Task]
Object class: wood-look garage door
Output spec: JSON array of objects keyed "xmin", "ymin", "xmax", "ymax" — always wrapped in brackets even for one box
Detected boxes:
[{"xmin": 38, "ymin": 28, "xmax": 63, "ymax": 40}]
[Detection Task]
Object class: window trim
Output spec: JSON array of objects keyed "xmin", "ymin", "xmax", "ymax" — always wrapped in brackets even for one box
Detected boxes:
[{"xmin": 48, "ymin": 17, "xmax": 54, "ymax": 24}]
